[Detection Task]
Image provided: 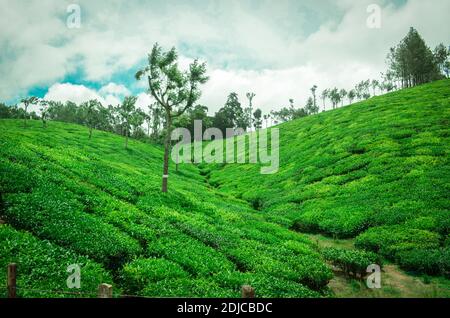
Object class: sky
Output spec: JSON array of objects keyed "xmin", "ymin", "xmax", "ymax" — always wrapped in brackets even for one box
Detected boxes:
[{"xmin": 0, "ymin": 0, "xmax": 449, "ymax": 115}]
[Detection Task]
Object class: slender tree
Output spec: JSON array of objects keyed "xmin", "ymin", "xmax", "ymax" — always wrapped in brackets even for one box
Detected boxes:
[
  {"xmin": 136, "ymin": 43, "xmax": 208, "ymax": 193},
  {"xmin": 119, "ymin": 96, "xmax": 138, "ymax": 149},
  {"xmin": 305, "ymin": 97, "xmax": 314, "ymax": 115},
  {"xmin": 347, "ymin": 89, "xmax": 356, "ymax": 104},
  {"xmin": 329, "ymin": 88, "xmax": 340, "ymax": 109},
  {"xmin": 310, "ymin": 85, "xmax": 318, "ymax": 111},
  {"xmin": 339, "ymin": 89, "xmax": 347, "ymax": 107},
  {"xmin": 321, "ymin": 89, "xmax": 329, "ymax": 112},
  {"xmin": 434, "ymin": 43, "xmax": 449, "ymax": 77},
  {"xmin": 39, "ymin": 99, "xmax": 49, "ymax": 128},
  {"xmin": 371, "ymin": 79, "xmax": 380, "ymax": 96},
  {"xmin": 253, "ymin": 108, "xmax": 262, "ymax": 130},
  {"xmin": 20, "ymin": 96, "xmax": 39, "ymax": 128},
  {"xmin": 246, "ymin": 92, "xmax": 256, "ymax": 132},
  {"xmin": 81, "ymin": 99, "xmax": 101, "ymax": 139}
]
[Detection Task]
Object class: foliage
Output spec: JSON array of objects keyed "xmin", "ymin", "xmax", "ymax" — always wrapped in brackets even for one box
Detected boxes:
[
  {"xmin": 386, "ymin": 27, "xmax": 446, "ymax": 88},
  {"xmin": 322, "ymin": 247, "xmax": 381, "ymax": 278},
  {"xmin": 0, "ymin": 225, "xmax": 112, "ymax": 298},
  {"xmin": 396, "ymin": 248, "xmax": 449, "ymax": 276},
  {"xmin": 206, "ymin": 80, "xmax": 450, "ymax": 276},
  {"xmin": 0, "ymin": 119, "xmax": 326, "ymax": 297},
  {"xmin": 120, "ymin": 257, "xmax": 188, "ymax": 294}
]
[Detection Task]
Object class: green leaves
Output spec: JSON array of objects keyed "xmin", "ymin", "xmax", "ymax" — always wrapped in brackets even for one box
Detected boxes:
[
  {"xmin": 120, "ymin": 257, "xmax": 188, "ymax": 294},
  {"xmin": 354, "ymin": 225, "xmax": 441, "ymax": 263},
  {"xmin": 322, "ymin": 247, "xmax": 381, "ymax": 277},
  {"xmin": 0, "ymin": 225, "xmax": 112, "ymax": 298},
  {"xmin": 136, "ymin": 43, "xmax": 208, "ymax": 113}
]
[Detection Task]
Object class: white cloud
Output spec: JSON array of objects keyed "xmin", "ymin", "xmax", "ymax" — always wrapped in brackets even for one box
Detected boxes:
[
  {"xmin": 43, "ymin": 82, "xmax": 123, "ymax": 107},
  {"xmin": 99, "ymin": 83, "xmax": 130, "ymax": 97},
  {"xmin": 135, "ymin": 93, "xmax": 153, "ymax": 111},
  {"xmin": 44, "ymin": 83, "xmax": 102, "ymax": 104}
]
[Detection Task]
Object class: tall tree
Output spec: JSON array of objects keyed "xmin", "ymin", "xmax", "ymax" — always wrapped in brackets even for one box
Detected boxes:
[
  {"xmin": 310, "ymin": 85, "xmax": 318, "ymax": 111},
  {"xmin": 329, "ymin": 88, "xmax": 340, "ymax": 109},
  {"xmin": 20, "ymin": 96, "xmax": 39, "ymax": 128},
  {"xmin": 81, "ymin": 99, "xmax": 101, "ymax": 139},
  {"xmin": 253, "ymin": 108, "xmax": 262, "ymax": 130},
  {"xmin": 386, "ymin": 27, "xmax": 441, "ymax": 88},
  {"xmin": 347, "ymin": 89, "xmax": 356, "ymax": 104},
  {"xmin": 321, "ymin": 89, "xmax": 329, "ymax": 112},
  {"xmin": 434, "ymin": 43, "xmax": 449, "ymax": 77},
  {"xmin": 339, "ymin": 89, "xmax": 347, "ymax": 107},
  {"xmin": 130, "ymin": 108, "xmax": 146, "ymax": 139},
  {"xmin": 39, "ymin": 99, "xmax": 49, "ymax": 128},
  {"xmin": 246, "ymin": 92, "xmax": 256, "ymax": 132},
  {"xmin": 304, "ymin": 97, "xmax": 314, "ymax": 115},
  {"xmin": 136, "ymin": 43, "xmax": 208, "ymax": 193},
  {"xmin": 215, "ymin": 92, "xmax": 246, "ymax": 135},
  {"xmin": 371, "ymin": 79, "xmax": 379, "ymax": 96},
  {"xmin": 118, "ymin": 96, "xmax": 137, "ymax": 149}
]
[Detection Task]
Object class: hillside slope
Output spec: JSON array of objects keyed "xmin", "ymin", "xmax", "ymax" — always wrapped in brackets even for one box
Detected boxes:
[
  {"xmin": 207, "ymin": 80, "xmax": 450, "ymax": 275},
  {"xmin": 0, "ymin": 119, "xmax": 331, "ymax": 297}
]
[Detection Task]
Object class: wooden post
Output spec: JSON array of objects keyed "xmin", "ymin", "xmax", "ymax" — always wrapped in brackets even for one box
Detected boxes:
[
  {"xmin": 98, "ymin": 283, "xmax": 113, "ymax": 298},
  {"xmin": 7, "ymin": 263, "xmax": 17, "ymax": 298},
  {"xmin": 241, "ymin": 285, "xmax": 255, "ymax": 298}
]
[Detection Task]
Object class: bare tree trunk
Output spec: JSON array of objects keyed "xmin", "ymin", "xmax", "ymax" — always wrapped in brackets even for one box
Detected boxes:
[
  {"xmin": 162, "ymin": 113, "xmax": 172, "ymax": 193},
  {"xmin": 125, "ymin": 131, "xmax": 128, "ymax": 149},
  {"xmin": 175, "ymin": 143, "xmax": 179, "ymax": 172},
  {"xmin": 23, "ymin": 106, "xmax": 28, "ymax": 128},
  {"xmin": 89, "ymin": 127, "xmax": 92, "ymax": 139}
]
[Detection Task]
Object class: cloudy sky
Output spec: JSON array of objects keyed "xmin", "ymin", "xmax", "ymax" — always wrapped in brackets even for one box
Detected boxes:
[{"xmin": 0, "ymin": 0, "xmax": 449, "ymax": 114}]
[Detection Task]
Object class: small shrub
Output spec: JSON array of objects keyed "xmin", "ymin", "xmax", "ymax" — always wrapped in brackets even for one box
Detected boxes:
[
  {"xmin": 322, "ymin": 247, "xmax": 381, "ymax": 278},
  {"xmin": 355, "ymin": 225, "xmax": 440, "ymax": 260},
  {"xmin": 397, "ymin": 248, "xmax": 449, "ymax": 276}
]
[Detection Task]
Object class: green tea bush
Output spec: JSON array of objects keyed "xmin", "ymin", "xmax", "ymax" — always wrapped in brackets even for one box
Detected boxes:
[
  {"xmin": 0, "ymin": 159, "xmax": 37, "ymax": 193},
  {"xmin": 120, "ymin": 258, "xmax": 188, "ymax": 293},
  {"xmin": 354, "ymin": 225, "xmax": 441, "ymax": 260},
  {"xmin": 0, "ymin": 225, "xmax": 112, "ymax": 298},
  {"xmin": 322, "ymin": 247, "xmax": 381, "ymax": 278},
  {"xmin": 397, "ymin": 248, "xmax": 449, "ymax": 276},
  {"xmin": 147, "ymin": 232, "xmax": 236, "ymax": 276},
  {"xmin": 223, "ymin": 240, "xmax": 332, "ymax": 290},
  {"xmin": 3, "ymin": 185, "xmax": 142, "ymax": 267}
]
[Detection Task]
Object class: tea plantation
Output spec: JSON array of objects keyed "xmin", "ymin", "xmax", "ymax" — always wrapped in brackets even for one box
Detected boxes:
[
  {"xmin": 0, "ymin": 118, "xmax": 329, "ymax": 297},
  {"xmin": 0, "ymin": 80, "xmax": 449, "ymax": 298},
  {"xmin": 207, "ymin": 79, "xmax": 450, "ymax": 278}
]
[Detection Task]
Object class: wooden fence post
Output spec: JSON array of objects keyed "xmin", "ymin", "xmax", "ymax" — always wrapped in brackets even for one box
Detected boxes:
[
  {"xmin": 241, "ymin": 285, "xmax": 255, "ymax": 298},
  {"xmin": 7, "ymin": 263, "xmax": 17, "ymax": 298},
  {"xmin": 98, "ymin": 283, "xmax": 113, "ymax": 298}
]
